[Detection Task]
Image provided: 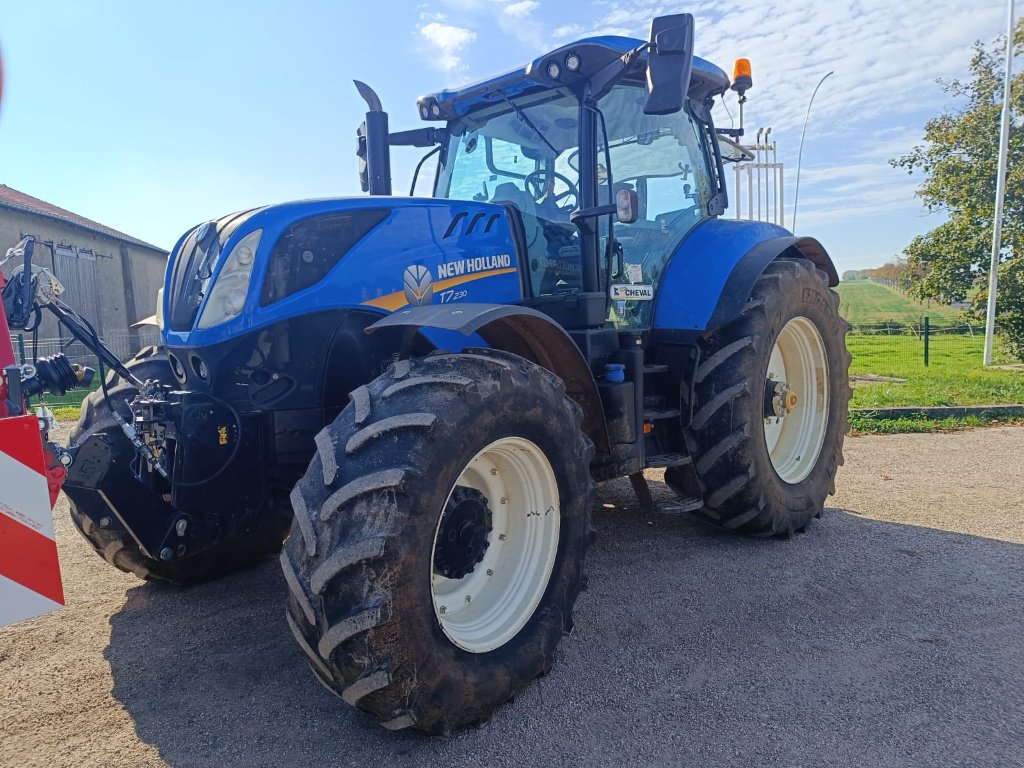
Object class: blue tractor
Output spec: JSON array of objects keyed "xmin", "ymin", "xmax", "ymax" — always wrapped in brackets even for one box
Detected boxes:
[{"xmin": 50, "ymin": 14, "xmax": 849, "ymax": 732}]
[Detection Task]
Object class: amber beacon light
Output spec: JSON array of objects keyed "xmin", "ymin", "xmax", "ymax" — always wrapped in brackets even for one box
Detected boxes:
[{"xmin": 732, "ymin": 58, "xmax": 752, "ymax": 96}]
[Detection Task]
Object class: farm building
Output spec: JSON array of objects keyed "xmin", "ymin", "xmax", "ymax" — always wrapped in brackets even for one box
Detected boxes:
[{"xmin": 0, "ymin": 184, "xmax": 167, "ymax": 359}]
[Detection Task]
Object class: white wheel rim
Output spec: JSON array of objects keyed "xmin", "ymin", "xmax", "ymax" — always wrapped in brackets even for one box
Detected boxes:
[
  {"xmin": 763, "ymin": 316, "xmax": 830, "ymax": 484},
  {"xmin": 431, "ymin": 436, "xmax": 560, "ymax": 653}
]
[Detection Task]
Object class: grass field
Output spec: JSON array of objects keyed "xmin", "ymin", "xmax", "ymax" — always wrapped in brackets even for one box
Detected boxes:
[
  {"xmin": 847, "ymin": 412, "xmax": 1023, "ymax": 434},
  {"xmin": 836, "ymin": 281, "xmax": 962, "ymax": 324},
  {"xmin": 847, "ymin": 333, "xmax": 1024, "ymax": 408},
  {"xmin": 27, "ymin": 281, "xmax": 1024, "ymax": 431},
  {"xmin": 838, "ymin": 279, "xmax": 1024, "ymax": 414}
]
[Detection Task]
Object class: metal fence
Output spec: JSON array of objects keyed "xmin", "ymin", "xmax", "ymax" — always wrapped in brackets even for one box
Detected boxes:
[
  {"xmin": 10, "ymin": 329, "xmax": 161, "ymax": 409},
  {"xmin": 846, "ymin": 318, "xmax": 1023, "ymax": 371},
  {"xmin": 732, "ymin": 130, "xmax": 785, "ymax": 227}
]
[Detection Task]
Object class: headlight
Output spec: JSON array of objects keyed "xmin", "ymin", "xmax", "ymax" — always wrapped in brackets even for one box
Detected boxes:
[{"xmin": 196, "ymin": 229, "xmax": 262, "ymax": 330}]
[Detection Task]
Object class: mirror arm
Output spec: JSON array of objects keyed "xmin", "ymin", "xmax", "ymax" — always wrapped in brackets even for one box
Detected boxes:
[
  {"xmin": 569, "ymin": 203, "xmax": 617, "ymax": 224},
  {"xmin": 589, "ymin": 43, "xmax": 648, "ymax": 102},
  {"xmin": 389, "ymin": 127, "xmax": 447, "ymax": 147}
]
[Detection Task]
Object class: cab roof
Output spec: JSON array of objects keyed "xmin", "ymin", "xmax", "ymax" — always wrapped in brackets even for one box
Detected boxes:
[{"xmin": 417, "ymin": 35, "xmax": 730, "ymax": 122}]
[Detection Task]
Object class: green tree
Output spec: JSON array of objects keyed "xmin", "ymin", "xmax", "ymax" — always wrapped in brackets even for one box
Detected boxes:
[{"xmin": 892, "ymin": 20, "xmax": 1024, "ymax": 356}]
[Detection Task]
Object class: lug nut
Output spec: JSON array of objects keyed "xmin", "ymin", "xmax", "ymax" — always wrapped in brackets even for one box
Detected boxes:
[
  {"xmin": 159, "ymin": 547, "xmax": 174, "ymax": 561},
  {"xmin": 99, "ymin": 517, "xmax": 111, "ymax": 528},
  {"xmin": 465, "ymin": 595, "xmax": 472, "ymax": 603},
  {"xmin": 175, "ymin": 519, "xmax": 188, "ymax": 537},
  {"xmin": 439, "ymin": 605, "xmax": 447, "ymax": 614},
  {"xmin": 486, "ymin": 569, "xmax": 494, "ymax": 576}
]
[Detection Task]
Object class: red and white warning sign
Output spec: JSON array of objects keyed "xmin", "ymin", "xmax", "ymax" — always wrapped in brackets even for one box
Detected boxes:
[{"xmin": 0, "ymin": 414, "xmax": 65, "ymax": 626}]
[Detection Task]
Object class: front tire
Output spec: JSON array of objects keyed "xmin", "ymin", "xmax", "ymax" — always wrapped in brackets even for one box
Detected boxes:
[
  {"xmin": 668, "ymin": 258, "xmax": 851, "ymax": 536},
  {"xmin": 282, "ymin": 350, "xmax": 593, "ymax": 733}
]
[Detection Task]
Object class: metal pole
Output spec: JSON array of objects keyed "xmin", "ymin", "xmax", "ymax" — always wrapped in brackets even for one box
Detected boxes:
[
  {"xmin": 924, "ymin": 316, "xmax": 930, "ymax": 367},
  {"xmin": 772, "ymin": 139, "xmax": 780, "ymax": 225},
  {"xmin": 778, "ymin": 164, "xmax": 785, "ymax": 228},
  {"xmin": 985, "ymin": 0, "xmax": 1015, "ymax": 366},
  {"xmin": 791, "ymin": 71, "xmax": 835, "ymax": 232},
  {"xmin": 765, "ymin": 128, "xmax": 773, "ymax": 223},
  {"xmin": 749, "ymin": 160, "xmax": 757, "ymax": 221},
  {"xmin": 755, "ymin": 128, "xmax": 763, "ymax": 221},
  {"xmin": 734, "ymin": 164, "xmax": 741, "ymax": 219}
]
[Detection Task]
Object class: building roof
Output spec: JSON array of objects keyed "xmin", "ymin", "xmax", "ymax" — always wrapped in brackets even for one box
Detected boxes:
[{"xmin": 0, "ymin": 184, "xmax": 166, "ymax": 253}]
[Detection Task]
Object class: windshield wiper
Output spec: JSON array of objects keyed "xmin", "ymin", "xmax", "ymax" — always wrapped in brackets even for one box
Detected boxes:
[{"xmin": 496, "ymin": 90, "xmax": 559, "ymax": 157}]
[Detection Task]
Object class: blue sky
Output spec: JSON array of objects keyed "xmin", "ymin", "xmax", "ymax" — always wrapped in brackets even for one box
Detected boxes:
[{"xmin": 0, "ymin": 0, "xmax": 1010, "ymax": 274}]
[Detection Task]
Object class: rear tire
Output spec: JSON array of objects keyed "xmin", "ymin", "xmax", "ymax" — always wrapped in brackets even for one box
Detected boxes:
[
  {"xmin": 68, "ymin": 346, "xmax": 292, "ymax": 584},
  {"xmin": 667, "ymin": 258, "xmax": 851, "ymax": 536},
  {"xmin": 283, "ymin": 350, "xmax": 593, "ymax": 733}
]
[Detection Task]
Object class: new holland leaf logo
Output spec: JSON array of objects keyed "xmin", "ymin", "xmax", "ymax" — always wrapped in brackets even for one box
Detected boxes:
[{"xmin": 403, "ymin": 264, "xmax": 434, "ymax": 306}]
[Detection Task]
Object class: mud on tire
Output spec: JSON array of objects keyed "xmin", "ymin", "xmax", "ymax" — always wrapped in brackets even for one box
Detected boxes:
[
  {"xmin": 68, "ymin": 346, "xmax": 292, "ymax": 584},
  {"xmin": 282, "ymin": 349, "xmax": 593, "ymax": 734},
  {"xmin": 667, "ymin": 258, "xmax": 852, "ymax": 536}
]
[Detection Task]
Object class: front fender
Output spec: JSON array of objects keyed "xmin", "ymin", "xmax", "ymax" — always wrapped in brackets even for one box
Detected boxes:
[
  {"xmin": 367, "ymin": 304, "xmax": 610, "ymax": 454},
  {"xmin": 653, "ymin": 219, "xmax": 838, "ymax": 333}
]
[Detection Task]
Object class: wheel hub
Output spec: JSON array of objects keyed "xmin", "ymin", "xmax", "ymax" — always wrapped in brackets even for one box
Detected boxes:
[
  {"xmin": 764, "ymin": 379, "xmax": 798, "ymax": 418},
  {"xmin": 433, "ymin": 486, "xmax": 492, "ymax": 580}
]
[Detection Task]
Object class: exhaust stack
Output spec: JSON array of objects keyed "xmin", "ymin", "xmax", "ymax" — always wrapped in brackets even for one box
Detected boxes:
[{"xmin": 355, "ymin": 80, "xmax": 392, "ymax": 196}]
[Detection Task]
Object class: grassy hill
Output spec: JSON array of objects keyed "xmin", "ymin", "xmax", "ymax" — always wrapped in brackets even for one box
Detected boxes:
[{"xmin": 836, "ymin": 281, "xmax": 963, "ymax": 324}]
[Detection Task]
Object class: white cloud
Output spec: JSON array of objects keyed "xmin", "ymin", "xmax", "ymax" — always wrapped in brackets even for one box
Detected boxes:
[
  {"xmin": 552, "ymin": 23, "xmax": 583, "ymax": 40},
  {"xmin": 556, "ymin": 0, "xmax": 1006, "ymax": 254},
  {"xmin": 502, "ymin": 0, "xmax": 539, "ymax": 18},
  {"xmin": 418, "ymin": 20, "xmax": 478, "ymax": 72},
  {"xmin": 418, "ymin": 0, "xmax": 1007, "ymax": 257}
]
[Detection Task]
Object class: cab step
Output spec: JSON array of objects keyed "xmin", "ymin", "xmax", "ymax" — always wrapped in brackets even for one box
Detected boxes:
[
  {"xmin": 645, "ymin": 452, "xmax": 692, "ymax": 468},
  {"xmin": 643, "ymin": 407, "xmax": 681, "ymax": 421},
  {"xmin": 643, "ymin": 363, "xmax": 669, "ymax": 374},
  {"xmin": 656, "ymin": 497, "xmax": 704, "ymax": 514}
]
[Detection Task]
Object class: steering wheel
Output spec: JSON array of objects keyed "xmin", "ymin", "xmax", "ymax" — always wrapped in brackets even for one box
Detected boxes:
[{"xmin": 524, "ymin": 169, "xmax": 579, "ymax": 213}]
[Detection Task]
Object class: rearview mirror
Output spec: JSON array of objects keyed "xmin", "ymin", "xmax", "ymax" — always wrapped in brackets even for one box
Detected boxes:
[{"xmin": 643, "ymin": 14, "xmax": 694, "ymax": 116}]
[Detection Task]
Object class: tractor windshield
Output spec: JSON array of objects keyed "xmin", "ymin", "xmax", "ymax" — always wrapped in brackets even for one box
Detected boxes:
[
  {"xmin": 598, "ymin": 82, "xmax": 713, "ymax": 329},
  {"xmin": 436, "ymin": 87, "xmax": 584, "ymax": 295},
  {"xmin": 435, "ymin": 81, "xmax": 714, "ymax": 319}
]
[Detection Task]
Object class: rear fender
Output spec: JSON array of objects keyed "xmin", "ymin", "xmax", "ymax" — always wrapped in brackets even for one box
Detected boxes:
[
  {"xmin": 653, "ymin": 218, "xmax": 839, "ymax": 333},
  {"xmin": 367, "ymin": 304, "xmax": 610, "ymax": 454}
]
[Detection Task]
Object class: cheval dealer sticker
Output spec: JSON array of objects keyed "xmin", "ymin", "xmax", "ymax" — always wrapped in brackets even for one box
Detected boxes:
[{"xmin": 610, "ymin": 284, "xmax": 654, "ymax": 301}]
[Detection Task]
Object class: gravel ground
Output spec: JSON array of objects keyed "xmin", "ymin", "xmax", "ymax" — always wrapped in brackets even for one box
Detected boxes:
[{"xmin": 2, "ymin": 425, "xmax": 1023, "ymax": 768}]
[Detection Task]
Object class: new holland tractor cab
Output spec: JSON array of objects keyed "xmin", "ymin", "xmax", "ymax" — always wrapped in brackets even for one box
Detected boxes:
[{"xmin": 19, "ymin": 13, "xmax": 850, "ymax": 733}]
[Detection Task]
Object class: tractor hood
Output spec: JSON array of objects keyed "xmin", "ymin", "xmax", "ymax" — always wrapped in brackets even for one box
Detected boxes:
[{"xmin": 162, "ymin": 197, "xmax": 524, "ymax": 346}]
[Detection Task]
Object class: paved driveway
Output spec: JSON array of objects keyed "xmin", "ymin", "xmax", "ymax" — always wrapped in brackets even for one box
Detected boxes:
[{"xmin": 2, "ymin": 426, "xmax": 1023, "ymax": 767}]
